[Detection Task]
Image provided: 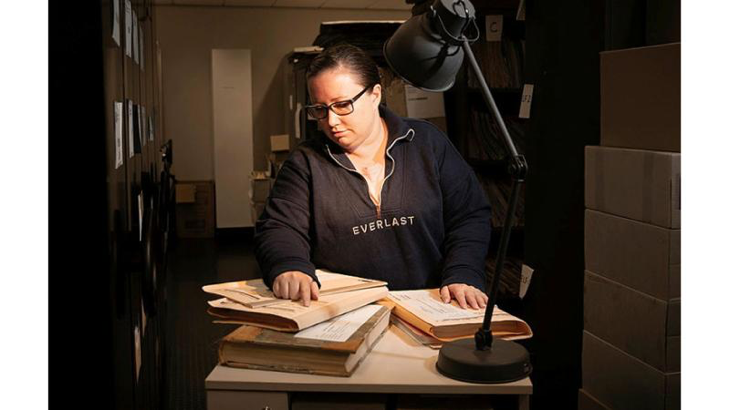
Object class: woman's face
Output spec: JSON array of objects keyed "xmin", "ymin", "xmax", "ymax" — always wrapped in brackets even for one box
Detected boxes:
[{"xmin": 307, "ymin": 67, "xmax": 382, "ymax": 153}]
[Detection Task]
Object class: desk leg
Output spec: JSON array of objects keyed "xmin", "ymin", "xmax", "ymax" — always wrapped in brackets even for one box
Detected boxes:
[{"xmin": 517, "ymin": 394, "xmax": 529, "ymax": 410}]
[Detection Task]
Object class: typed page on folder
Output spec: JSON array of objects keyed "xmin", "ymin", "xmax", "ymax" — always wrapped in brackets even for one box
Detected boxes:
[{"xmin": 388, "ymin": 289, "xmax": 484, "ymax": 324}]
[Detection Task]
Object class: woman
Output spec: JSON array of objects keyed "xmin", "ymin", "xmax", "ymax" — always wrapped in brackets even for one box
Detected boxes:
[{"xmin": 254, "ymin": 44, "xmax": 492, "ymax": 309}]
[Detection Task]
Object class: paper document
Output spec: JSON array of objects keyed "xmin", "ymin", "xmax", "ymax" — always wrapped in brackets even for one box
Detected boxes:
[
  {"xmin": 295, "ymin": 304, "xmax": 381, "ymax": 342},
  {"xmin": 114, "ymin": 101, "xmax": 123, "ymax": 169},
  {"xmin": 388, "ymin": 289, "xmax": 484, "ymax": 323},
  {"xmin": 132, "ymin": 10, "xmax": 139, "ymax": 64},
  {"xmin": 112, "ymin": 0, "xmax": 120, "ymax": 46},
  {"xmin": 203, "ymin": 270, "xmax": 387, "ymax": 309},
  {"xmin": 149, "ymin": 114, "xmax": 154, "ymax": 141},
  {"xmin": 128, "ymin": 101, "xmax": 135, "ymax": 158},
  {"xmin": 141, "ymin": 106, "xmax": 147, "ymax": 146},
  {"xmin": 124, "ymin": 0, "xmax": 132, "ymax": 57}
]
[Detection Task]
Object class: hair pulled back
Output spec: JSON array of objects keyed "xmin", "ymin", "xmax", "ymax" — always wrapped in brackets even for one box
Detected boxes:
[{"xmin": 306, "ymin": 43, "xmax": 381, "ymax": 89}]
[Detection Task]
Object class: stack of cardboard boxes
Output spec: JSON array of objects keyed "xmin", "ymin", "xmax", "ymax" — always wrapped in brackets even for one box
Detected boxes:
[
  {"xmin": 248, "ymin": 133, "xmax": 291, "ymax": 223},
  {"xmin": 581, "ymin": 42, "xmax": 680, "ymax": 410},
  {"xmin": 249, "ymin": 171, "xmax": 272, "ymax": 224},
  {"xmin": 175, "ymin": 181, "xmax": 216, "ymax": 238}
]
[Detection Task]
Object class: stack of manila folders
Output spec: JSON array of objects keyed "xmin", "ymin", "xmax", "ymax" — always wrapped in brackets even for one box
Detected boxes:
[{"xmin": 203, "ymin": 270, "xmax": 532, "ymax": 377}]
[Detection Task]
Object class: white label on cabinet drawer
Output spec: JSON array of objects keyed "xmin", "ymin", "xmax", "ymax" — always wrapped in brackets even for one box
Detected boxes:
[
  {"xmin": 519, "ymin": 84, "xmax": 534, "ymax": 119},
  {"xmin": 519, "ymin": 264, "xmax": 534, "ymax": 299},
  {"xmin": 486, "ymin": 15, "xmax": 503, "ymax": 42}
]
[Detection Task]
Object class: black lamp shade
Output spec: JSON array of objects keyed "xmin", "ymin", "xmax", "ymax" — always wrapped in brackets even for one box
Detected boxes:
[{"xmin": 383, "ymin": 0, "xmax": 475, "ymax": 92}]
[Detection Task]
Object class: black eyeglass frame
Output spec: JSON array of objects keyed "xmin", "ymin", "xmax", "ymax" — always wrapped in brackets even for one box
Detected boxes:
[{"xmin": 305, "ymin": 85, "xmax": 373, "ymax": 120}]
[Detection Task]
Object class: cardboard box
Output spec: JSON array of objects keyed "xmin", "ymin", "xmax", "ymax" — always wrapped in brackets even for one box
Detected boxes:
[
  {"xmin": 582, "ymin": 331, "xmax": 680, "ymax": 410},
  {"xmin": 249, "ymin": 176, "xmax": 273, "ymax": 203},
  {"xmin": 175, "ymin": 183, "xmax": 196, "ymax": 204},
  {"xmin": 175, "ymin": 181, "xmax": 215, "ymax": 238},
  {"xmin": 250, "ymin": 201, "xmax": 265, "ymax": 223},
  {"xmin": 268, "ymin": 151, "xmax": 291, "ymax": 177},
  {"xmin": 600, "ymin": 43, "xmax": 680, "ymax": 152},
  {"xmin": 382, "ymin": 70, "xmax": 448, "ymax": 134},
  {"xmin": 584, "ymin": 210, "xmax": 680, "ymax": 300},
  {"xmin": 578, "ymin": 389, "xmax": 611, "ymax": 410},
  {"xmin": 584, "ymin": 270, "xmax": 680, "ymax": 372},
  {"xmin": 585, "ymin": 146, "xmax": 680, "ymax": 229},
  {"xmin": 270, "ymin": 134, "xmax": 290, "ymax": 152}
]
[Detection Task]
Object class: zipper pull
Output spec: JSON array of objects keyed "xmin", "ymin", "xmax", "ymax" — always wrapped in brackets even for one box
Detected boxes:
[{"xmin": 376, "ymin": 205, "xmax": 381, "ymax": 219}]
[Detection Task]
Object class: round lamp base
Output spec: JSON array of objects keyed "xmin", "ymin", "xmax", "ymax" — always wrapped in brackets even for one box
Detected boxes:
[{"xmin": 436, "ymin": 338, "xmax": 532, "ymax": 384}]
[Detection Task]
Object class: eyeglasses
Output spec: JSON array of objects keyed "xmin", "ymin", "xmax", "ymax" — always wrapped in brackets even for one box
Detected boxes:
[{"xmin": 305, "ymin": 85, "xmax": 372, "ymax": 120}]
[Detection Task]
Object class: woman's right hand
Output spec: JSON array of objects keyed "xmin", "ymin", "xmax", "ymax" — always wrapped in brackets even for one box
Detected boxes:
[{"xmin": 272, "ymin": 271, "xmax": 320, "ymax": 307}]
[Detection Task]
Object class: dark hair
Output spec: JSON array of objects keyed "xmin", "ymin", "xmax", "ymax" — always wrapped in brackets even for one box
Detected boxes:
[{"xmin": 306, "ymin": 43, "xmax": 381, "ymax": 89}]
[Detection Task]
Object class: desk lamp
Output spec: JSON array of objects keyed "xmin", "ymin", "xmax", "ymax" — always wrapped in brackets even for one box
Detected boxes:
[{"xmin": 384, "ymin": 0, "xmax": 531, "ymax": 383}]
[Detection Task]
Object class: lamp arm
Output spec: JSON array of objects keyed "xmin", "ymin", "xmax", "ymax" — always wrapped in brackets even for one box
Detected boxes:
[{"xmin": 461, "ymin": 38, "xmax": 528, "ymax": 351}]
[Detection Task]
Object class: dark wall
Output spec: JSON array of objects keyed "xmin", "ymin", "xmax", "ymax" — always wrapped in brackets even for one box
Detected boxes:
[
  {"xmin": 521, "ymin": 0, "xmax": 603, "ymax": 408},
  {"xmin": 50, "ymin": 1, "xmax": 112, "ymax": 409}
]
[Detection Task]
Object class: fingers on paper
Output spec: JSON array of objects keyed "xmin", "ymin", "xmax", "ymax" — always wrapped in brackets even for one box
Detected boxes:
[
  {"xmin": 311, "ymin": 281, "xmax": 320, "ymax": 301},
  {"xmin": 439, "ymin": 286, "xmax": 451, "ymax": 304},
  {"xmin": 273, "ymin": 271, "xmax": 318, "ymax": 307},
  {"xmin": 454, "ymin": 289, "xmax": 468, "ymax": 310},
  {"xmin": 442, "ymin": 284, "xmax": 488, "ymax": 309},
  {"xmin": 299, "ymin": 280, "xmax": 311, "ymax": 306},
  {"xmin": 478, "ymin": 291, "xmax": 488, "ymax": 308},
  {"xmin": 465, "ymin": 292, "xmax": 480, "ymax": 309}
]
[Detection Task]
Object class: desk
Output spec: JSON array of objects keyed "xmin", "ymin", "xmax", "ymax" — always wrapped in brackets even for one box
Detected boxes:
[{"xmin": 206, "ymin": 325, "xmax": 532, "ymax": 410}]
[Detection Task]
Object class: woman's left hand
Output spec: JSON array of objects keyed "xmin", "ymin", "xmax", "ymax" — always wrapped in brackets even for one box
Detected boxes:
[{"xmin": 439, "ymin": 283, "xmax": 488, "ymax": 310}]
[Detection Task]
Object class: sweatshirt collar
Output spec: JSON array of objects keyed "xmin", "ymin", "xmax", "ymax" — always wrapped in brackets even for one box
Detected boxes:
[{"xmin": 323, "ymin": 104, "xmax": 414, "ymax": 171}]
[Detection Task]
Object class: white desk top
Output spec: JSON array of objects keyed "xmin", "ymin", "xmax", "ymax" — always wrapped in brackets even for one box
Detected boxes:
[{"xmin": 206, "ymin": 324, "xmax": 532, "ymax": 395}]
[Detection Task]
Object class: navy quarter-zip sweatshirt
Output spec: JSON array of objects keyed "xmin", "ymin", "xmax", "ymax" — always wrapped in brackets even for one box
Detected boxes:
[{"xmin": 254, "ymin": 105, "xmax": 492, "ymax": 292}]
